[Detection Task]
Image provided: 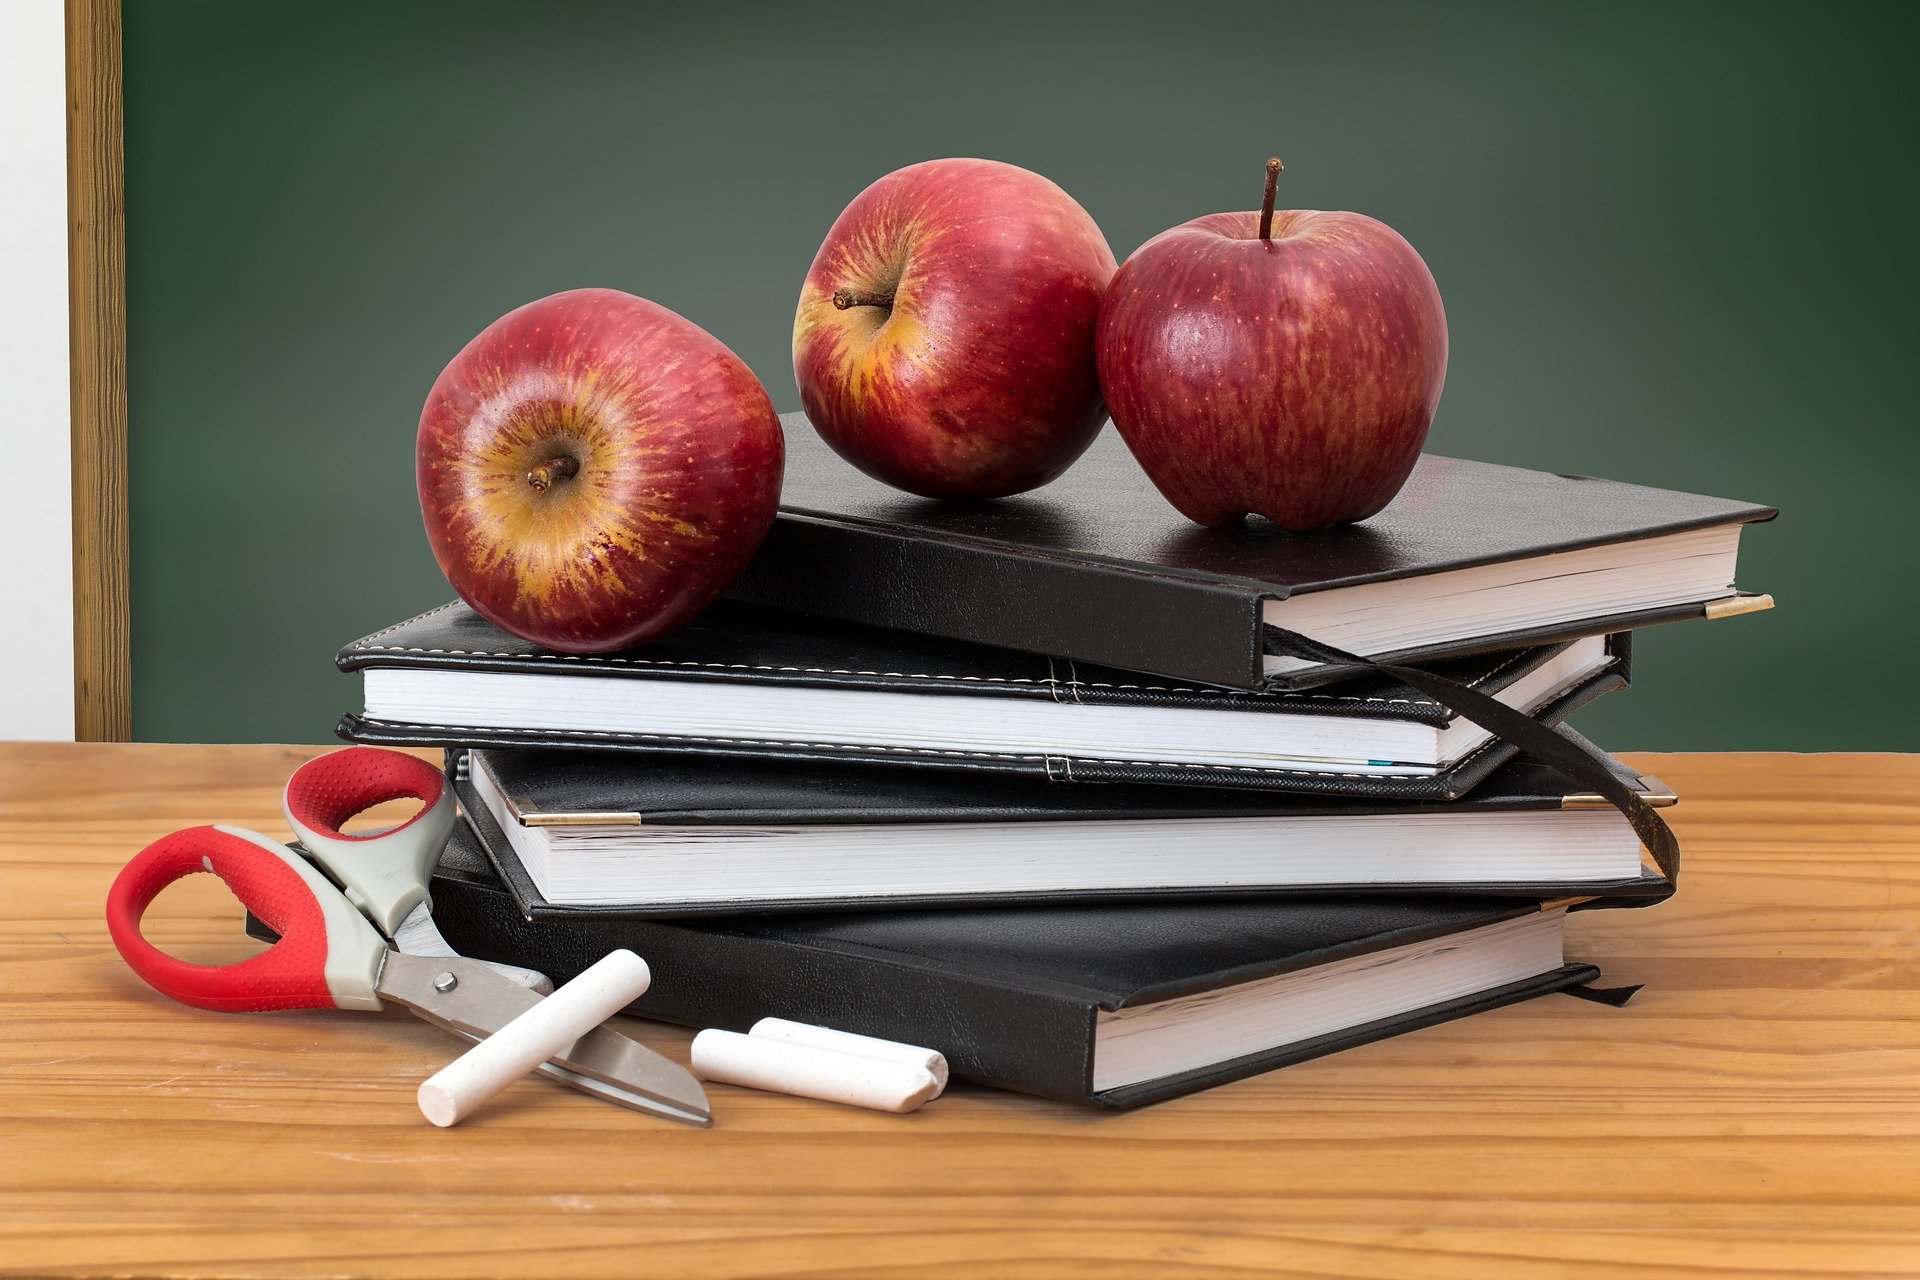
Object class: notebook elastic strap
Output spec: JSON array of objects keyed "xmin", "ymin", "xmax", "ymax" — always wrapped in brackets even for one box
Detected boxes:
[{"xmin": 1262, "ymin": 627, "xmax": 1679, "ymax": 881}]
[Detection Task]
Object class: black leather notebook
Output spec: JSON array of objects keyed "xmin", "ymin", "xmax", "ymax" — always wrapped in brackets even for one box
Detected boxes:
[
  {"xmin": 330, "ymin": 819, "xmax": 1606, "ymax": 1109},
  {"xmin": 337, "ymin": 601, "xmax": 1629, "ymax": 800},
  {"xmin": 729, "ymin": 413, "xmax": 1776, "ymax": 690},
  {"xmin": 448, "ymin": 734, "xmax": 1676, "ymax": 917}
]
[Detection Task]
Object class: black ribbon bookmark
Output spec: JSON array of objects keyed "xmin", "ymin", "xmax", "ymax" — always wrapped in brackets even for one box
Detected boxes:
[
  {"xmin": 1562, "ymin": 980, "xmax": 1645, "ymax": 1007},
  {"xmin": 1262, "ymin": 626, "xmax": 1680, "ymax": 882}
]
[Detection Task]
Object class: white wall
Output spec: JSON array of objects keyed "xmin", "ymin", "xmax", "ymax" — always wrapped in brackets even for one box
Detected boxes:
[{"xmin": 0, "ymin": 0, "xmax": 76, "ymax": 740}]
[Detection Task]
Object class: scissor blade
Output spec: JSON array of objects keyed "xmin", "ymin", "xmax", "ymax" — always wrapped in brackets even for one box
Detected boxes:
[
  {"xmin": 389, "ymin": 901, "xmax": 554, "ymax": 994},
  {"xmin": 376, "ymin": 952, "xmax": 711, "ymax": 1127},
  {"xmin": 433, "ymin": 1023, "xmax": 713, "ymax": 1127}
]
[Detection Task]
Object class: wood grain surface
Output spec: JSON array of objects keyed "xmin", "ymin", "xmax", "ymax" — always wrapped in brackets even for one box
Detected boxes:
[
  {"xmin": 64, "ymin": 0, "xmax": 132, "ymax": 742},
  {"xmin": 1, "ymin": 744, "xmax": 1916, "ymax": 1278}
]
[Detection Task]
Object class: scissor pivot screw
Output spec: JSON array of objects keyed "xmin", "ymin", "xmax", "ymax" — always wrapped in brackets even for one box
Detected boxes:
[{"xmin": 433, "ymin": 972, "xmax": 458, "ymax": 993}]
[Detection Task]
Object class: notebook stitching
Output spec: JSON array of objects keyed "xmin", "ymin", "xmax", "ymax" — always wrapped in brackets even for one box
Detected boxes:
[
  {"xmin": 346, "ymin": 649, "xmax": 1470, "ymax": 709},
  {"xmin": 346, "ymin": 601, "xmax": 464, "ymax": 646},
  {"xmin": 347, "ymin": 645, "xmax": 1439, "ymax": 705},
  {"xmin": 1062, "ymin": 659, "xmax": 1087, "ymax": 705},
  {"xmin": 344, "ymin": 611, "xmax": 1555, "ymax": 710},
  {"xmin": 353, "ymin": 719, "xmax": 1446, "ymax": 779}
]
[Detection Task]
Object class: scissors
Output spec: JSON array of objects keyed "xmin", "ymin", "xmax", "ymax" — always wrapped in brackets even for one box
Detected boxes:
[{"xmin": 106, "ymin": 747, "xmax": 712, "ymax": 1127}]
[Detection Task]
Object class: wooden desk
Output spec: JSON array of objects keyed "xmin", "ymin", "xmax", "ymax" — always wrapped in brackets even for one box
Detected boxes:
[{"xmin": 2, "ymin": 744, "xmax": 1916, "ymax": 1278}]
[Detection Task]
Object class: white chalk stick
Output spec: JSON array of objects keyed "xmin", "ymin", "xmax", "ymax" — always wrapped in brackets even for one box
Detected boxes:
[
  {"xmin": 417, "ymin": 949, "xmax": 652, "ymax": 1127},
  {"xmin": 691, "ymin": 1029, "xmax": 941, "ymax": 1113},
  {"xmin": 748, "ymin": 1017, "xmax": 949, "ymax": 1090}
]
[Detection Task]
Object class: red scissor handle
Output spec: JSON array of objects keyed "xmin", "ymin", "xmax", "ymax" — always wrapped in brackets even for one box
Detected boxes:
[
  {"xmin": 284, "ymin": 747, "xmax": 447, "ymax": 844},
  {"xmin": 282, "ymin": 748, "xmax": 456, "ymax": 938},
  {"xmin": 106, "ymin": 824, "xmax": 386, "ymax": 1013}
]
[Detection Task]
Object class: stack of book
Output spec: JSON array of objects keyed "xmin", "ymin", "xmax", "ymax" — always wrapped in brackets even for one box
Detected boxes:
[{"xmin": 337, "ymin": 417, "xmax": 1773, "ymax": 1108}]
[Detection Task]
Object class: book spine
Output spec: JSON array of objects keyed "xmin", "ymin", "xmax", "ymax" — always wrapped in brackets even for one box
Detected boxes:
[
  {"xmin": 728, "ymin": 513, "xmax": 1271, "ymax": 690},
  {"xmin": 425, "ymin": 871, "xmax": 1103, "ymax": 1105}
]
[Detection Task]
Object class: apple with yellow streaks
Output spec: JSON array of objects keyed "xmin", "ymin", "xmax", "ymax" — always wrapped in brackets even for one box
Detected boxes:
[
  {"xmin": 416, "ymin": 288, "xmax": 783, "ymax": 652},
  {"xmin": 793, "ymin": 158, "xmax": 1117, "ymax": 499},
  {"xmin": 1097, "ymin": 158, "xmax": 1448, "ymax": 530}
]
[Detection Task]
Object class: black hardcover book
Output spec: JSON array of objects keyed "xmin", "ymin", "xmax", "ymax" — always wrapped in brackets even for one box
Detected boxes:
[
  {"xmin": 347, "ymin": 816, "xmax": 1606, "ymax": 1109},
  {"xmin": 337, "ymin": 600, "xmax": 1628, "ymax": 801},
  {"xmin": 448, "ymin": 731, "xmax": 1676, "ymax": 917},
  {"xmin": 728, "ymin": 413, "xmax": 1775, "ymax": 690}
]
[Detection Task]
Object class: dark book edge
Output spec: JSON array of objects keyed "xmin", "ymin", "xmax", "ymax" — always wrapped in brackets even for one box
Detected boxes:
[
  {"xmin": 334, "ymin": 634, "xmax": 1627, "ymax": 802},
  {"xmin": 458, "ymin": 784, "xmax": 1568, "ymax": 1007},
  {"xmin": 431, "ymin": 850, "xmax": 1607, "ymax": 1109},
  {"xmin": 250, "ymin": 844, "xmax": 1616, "ymax": 1109},
  {"xmin": 1260, "ymin": 593, "xmax": 1757, "ymax": 691},
  {"xmin": 733, "ymin": 424, "xmax": 1778, "ymax": 692},
  {"xmin": 250, "ymin": 894, "xmax": 1607, "ymax": 1109},
  {"xmin": 1086, "ymin": 962, "xmax": 1603, "ymax": 1109},
  {"xmin": 743, "ymin": 509, "xmax": 1765, "ymax": 692},
  {"xmin": 250, "ymin": 890, "xmax": 1613, "ymax": 1111},
  {"xmin": 416, "ymin": 852, "xmax": 1107, "ymax": 1102},
  {"xmin": 995, "ymin": 636, "xmax": 1628, "ymax": 797},
  {"xmin": 456, "ymin": 771, "xmax": 1672, "ymax": 921},
  {"xmin": 457, "ymin": 791, "xmax": 1118, "ymax": 1006},
  {"xmin": 246, "ymin": 893, "xmax": 1100, "ymax": 1106},
  {"xmin": 462, "ymin": 724, "xmax": 1668, "ymax": 825},
  {"xmin": 735, "ymin": 513, "xmax": 1271, "ymax": 688},
  {"xmin": 333, "ymin": 599, "xmax": 1585, "ymax": 726},
  {"xmin": 769, "ymin": 436, "xmax": 1779, "ymax": 596}
]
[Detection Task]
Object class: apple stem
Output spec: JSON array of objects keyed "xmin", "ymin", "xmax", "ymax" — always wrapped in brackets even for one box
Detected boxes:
[
  {"xmin": 832, "ymin": 287, "xmax": 895, "ymax": 311},
  {"xmin": 526, "ymin": 454, "xmax": 579, "ymax": 492},
  {"xmin": 1258, "ymin": 156, "xmax": 1284, "ymax": 242}
]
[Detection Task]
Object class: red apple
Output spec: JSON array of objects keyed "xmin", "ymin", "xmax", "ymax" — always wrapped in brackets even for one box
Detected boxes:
[
  {"xmin": 417, "ymin": 288, "xmax": 782, "ymax": 653},
  {"xmin": 1097, "ymin": 159, "xmax": 1447, "ymax": 530},
  {"xmin": 793, "ymin": 158, "xmax": 1117, "ymax": 499}
]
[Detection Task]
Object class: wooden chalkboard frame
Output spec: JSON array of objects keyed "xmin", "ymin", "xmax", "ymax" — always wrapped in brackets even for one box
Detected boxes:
[{"xmin": 66, "ymin": 0, "xmax": 130, "ymax": 741}]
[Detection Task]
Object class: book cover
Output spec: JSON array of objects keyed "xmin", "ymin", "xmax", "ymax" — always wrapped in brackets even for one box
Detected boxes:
[
  {"xmin": 449, "ymin": 733, "xmax": 1676, "ymax": 917},
  {"xmin": 392, "ymin": 813, "xmax": 1608, "ymax": 1109},
  {"xmin": 337, "ymin": 600, "xmax": 1630, "ymax": 801},
  {"xmin": 729, "ymin": 413, "xmax": 1774, "ymax": 690}
]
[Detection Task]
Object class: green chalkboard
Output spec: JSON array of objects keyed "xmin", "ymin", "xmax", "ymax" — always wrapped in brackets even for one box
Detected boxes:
[{"xmin": 125, "ymin": 0, "xmax": 1915, "ymax": 749}]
